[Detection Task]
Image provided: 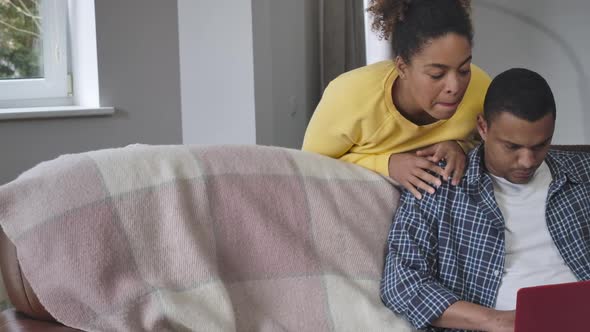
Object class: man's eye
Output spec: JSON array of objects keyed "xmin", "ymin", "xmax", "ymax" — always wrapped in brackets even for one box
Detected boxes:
[{"xmin": 533, "ymin": 143, "xmax": 548, "ymax": 151}]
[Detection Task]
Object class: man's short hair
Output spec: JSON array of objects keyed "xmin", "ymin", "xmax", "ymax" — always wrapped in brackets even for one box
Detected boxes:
[{"xmin": 483, "ymin": 68, "xmax": 556, "ymax": 124}]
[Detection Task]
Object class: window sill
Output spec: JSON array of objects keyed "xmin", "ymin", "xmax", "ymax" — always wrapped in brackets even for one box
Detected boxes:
[{"xmin": 0, "ymin": 106, "xmax": 115, "ymax": 120}]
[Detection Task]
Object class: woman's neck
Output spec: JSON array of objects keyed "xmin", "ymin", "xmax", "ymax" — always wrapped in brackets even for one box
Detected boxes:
[{"xmin": 392, "ymin": 77, "xmax": 437, "ymax": 126}]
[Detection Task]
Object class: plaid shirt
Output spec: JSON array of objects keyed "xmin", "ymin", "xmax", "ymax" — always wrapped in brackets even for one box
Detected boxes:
[{"xmin": 381, "ymin": 145, "xmax": 590, "ymax": 331}]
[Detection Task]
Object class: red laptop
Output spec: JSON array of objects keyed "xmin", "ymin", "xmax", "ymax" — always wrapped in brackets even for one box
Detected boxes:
[{"xmin": 514, "ymin": 280, "xmax": 590, "ymax": 332}]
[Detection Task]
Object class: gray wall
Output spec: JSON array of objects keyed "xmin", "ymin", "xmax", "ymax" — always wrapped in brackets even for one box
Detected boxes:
[
  {"xmin": 0, "ymin": 0, "xmax": 183, "ymax": 185},
  {"xmin": 0, "ymin": 0, "xmax": 321, "ymax": 184},
  {"xmin": 252, "ymin": 0, "xmax": 320, "ymax": 148}
]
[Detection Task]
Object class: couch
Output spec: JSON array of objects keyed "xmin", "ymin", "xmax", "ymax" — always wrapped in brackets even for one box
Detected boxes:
[
  {"xmin": 0, "ymin": 144, "xmax": 413, "ymax": 331},
  {"xmin": 1, "ymin": 144, "xmax": 587, "ymax": 331}
]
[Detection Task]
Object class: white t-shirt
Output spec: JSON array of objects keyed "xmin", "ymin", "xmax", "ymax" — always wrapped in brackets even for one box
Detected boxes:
[{"xmin": 491, "ymin": 162, "xmax": 578, "ymax": 310}]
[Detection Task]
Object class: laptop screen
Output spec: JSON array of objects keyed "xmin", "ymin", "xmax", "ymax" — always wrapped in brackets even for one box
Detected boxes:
[{"xmin": 514, "ymin": 280, "xmax": 590, "ymax": 332}]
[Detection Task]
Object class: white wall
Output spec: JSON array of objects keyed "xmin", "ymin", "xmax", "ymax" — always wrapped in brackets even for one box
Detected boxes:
[
  {"xmin": 179, "ymin": 0, "xmax": 319, "ymax": 148},
  {"xmin": 0, "ymin": 0, "xmax": 183, "ymax": 185},
  {"xmin": 363, "ymin": 0, "xmax": 392, "ymax": 64},
  {"xmin": 364, "ymin": 0, "xmax": 590, "ymax": 144},
  {"xmin": 472, "ymin": 0, "xmax": 590, "ymax": 144},
  {"xmin": 177, "ymin": 1, "xmax": 257, "ymax": 145}
]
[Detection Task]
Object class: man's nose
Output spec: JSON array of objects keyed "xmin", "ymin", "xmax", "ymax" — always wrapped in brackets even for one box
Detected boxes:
[{"xmin": 518, "ymin": 149, "xmax": 536, "ymax": 168}]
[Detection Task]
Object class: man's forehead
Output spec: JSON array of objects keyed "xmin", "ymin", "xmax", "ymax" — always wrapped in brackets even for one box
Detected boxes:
[{"xmin": 489, "ymin": 112, "xmax": 555, "ymax": 145}]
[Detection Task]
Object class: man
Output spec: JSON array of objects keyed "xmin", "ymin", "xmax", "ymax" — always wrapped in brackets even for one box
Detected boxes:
[{"xmin": 381, "ymin": 68, "xmax": 590, "ymax": 332}]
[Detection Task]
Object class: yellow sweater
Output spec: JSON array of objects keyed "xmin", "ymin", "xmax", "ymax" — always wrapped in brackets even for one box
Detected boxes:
[{"xmin": 302, "ymin": 60, "xmax": 491, "ymax": 176}]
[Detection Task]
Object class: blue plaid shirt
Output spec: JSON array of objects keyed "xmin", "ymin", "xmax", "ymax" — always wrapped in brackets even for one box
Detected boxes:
[{"xmin": 381, "ymin": 145, "xmax": 590, "ymax": 331}]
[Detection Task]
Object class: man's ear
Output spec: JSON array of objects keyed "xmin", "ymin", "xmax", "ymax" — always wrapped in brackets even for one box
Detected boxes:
[
  {"xmin": 477, "ymin": 114, "xmax": 488, "ymax": 141},
  {"xmin": 395, "ymin": 56, "xmax": 408, "ymax": 79}
]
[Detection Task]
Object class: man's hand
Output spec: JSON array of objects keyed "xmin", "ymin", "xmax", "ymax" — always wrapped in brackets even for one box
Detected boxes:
[
  {"xmin": 485, "ymin": 310, "xmax": 516, "ymax": 332},
  {"xmin": 416, "ymin": 141, "xmax": 467, "ymax": 186},
  {"xmin": 388, "ymin": 152, "xmax": 445, "ymax": 199},
  {"xmin": 432, "ymin": 301, "xmax": 515, "ymax": 332}
]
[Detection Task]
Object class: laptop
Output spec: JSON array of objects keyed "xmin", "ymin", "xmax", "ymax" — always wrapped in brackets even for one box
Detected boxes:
[{"xmin": 514, "ymin": 280, "xmax": 590, "ymax": 332}]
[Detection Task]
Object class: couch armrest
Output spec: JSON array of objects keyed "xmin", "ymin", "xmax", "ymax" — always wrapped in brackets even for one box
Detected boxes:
[
  {"xmin": 0, "ymin": 228, "xmax": 54, "ymax": 322},
  {"xmin": 0, "ymin": 309, "xmax": 79, "ymax": 332}
]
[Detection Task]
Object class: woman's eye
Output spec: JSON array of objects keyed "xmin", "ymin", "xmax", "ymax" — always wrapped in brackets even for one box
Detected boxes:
[
  {"xmin": 429, "ymin": 73, "xmax": 444, "ymax": 80},
  {"xmin": 459, "ymin": 69, "xmax": 471, "ymax": 76}
]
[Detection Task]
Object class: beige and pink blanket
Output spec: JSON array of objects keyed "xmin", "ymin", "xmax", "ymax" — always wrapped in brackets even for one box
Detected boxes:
[{"xmin": 0, "ymin": 144, "xmax": 413, "ymax": 331}]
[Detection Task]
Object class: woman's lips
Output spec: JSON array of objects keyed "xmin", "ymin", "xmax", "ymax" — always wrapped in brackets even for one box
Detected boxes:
[{"xmin": 438, "ymin": 101, "xmax": 459, "ymax": 108}]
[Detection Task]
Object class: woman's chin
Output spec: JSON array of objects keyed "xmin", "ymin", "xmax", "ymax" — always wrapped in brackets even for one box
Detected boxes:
[{"xmin": 431, "ymin": 106, "xmax": 458, "ymax": 120}]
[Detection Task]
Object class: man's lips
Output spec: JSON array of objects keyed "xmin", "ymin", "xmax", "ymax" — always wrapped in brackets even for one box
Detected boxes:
[{"xmin": 513, "ymin": 170, "xmax": 534, "ymax": 178}]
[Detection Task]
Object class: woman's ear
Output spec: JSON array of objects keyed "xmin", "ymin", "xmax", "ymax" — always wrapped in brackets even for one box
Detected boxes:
[
  {"xmin": 395, "ymin": 56, "xmax": 407, "ymax": 79},
  {"xmin": 477, "ymin": 114, "xmax": 488, "ymax": 141}
]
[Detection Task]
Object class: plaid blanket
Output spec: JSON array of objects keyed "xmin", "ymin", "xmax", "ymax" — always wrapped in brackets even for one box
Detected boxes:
[{"xmin": 0, "ymin": 144, "xmax": 413, "ymax": 331}]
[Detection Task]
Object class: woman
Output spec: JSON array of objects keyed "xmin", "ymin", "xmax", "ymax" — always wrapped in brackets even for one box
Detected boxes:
[{"xmin": 302, "ymin": 0, "xmax": 490, "ymax": 199}]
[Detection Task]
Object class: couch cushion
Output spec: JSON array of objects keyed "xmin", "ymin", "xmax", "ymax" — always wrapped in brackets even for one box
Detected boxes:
[{"xmin": 0, "ymin": 144, "xmax": 413, "ymax": 331}]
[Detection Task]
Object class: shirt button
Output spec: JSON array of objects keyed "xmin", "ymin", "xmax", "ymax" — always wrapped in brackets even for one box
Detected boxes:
[{"xmin": 494, "ymin": 270, "xmax": 501, "ymax": 277}]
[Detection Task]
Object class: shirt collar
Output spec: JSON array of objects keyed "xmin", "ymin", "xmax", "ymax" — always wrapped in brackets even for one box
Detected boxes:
[
  {"xmin": 464, "ymin": 144, "xmax": 590, "ymax": 185},
  {"xmin": 545, "ymin": 149, "xmax": 588, "ymax": 184},
  {"xmin": 464, "ymin": 144, "xmax": 486, "ymax": 185}
]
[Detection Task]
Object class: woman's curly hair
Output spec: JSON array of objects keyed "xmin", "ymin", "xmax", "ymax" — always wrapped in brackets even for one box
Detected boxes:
[{"xmin": 367, "ymin": 0, "xmax": 473, "ymax": 61}]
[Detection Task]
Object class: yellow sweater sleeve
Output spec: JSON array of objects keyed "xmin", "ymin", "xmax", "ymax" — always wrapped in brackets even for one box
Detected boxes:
[
  {"xmin": 301, "ymin": 83, "xmax": 355, "ymax": 159},
  {"xmin": 456, "ymin": 130, "xmax": 482, "ymax": 153},
  {"xmin": 302, "ymin": 81, "xmax": 391, "ymax": 176},
  {"xmin": 338, "ymin": 152, "xmax": 391, "ymax": 176}
]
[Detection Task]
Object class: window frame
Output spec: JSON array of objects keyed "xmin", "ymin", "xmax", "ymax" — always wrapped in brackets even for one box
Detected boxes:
[{"xmin": 0, "ymin": 0, "xmax": 69, "ymax": 105}]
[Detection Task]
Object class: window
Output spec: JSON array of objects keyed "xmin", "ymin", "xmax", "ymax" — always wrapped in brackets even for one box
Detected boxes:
[
  {"xmin": 0, "ymin": 0, "xmax": 113, "ymax": 120},
  {"xmin": 0, "ymin": 0, "xmax": 69, "ymax": 106}
]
